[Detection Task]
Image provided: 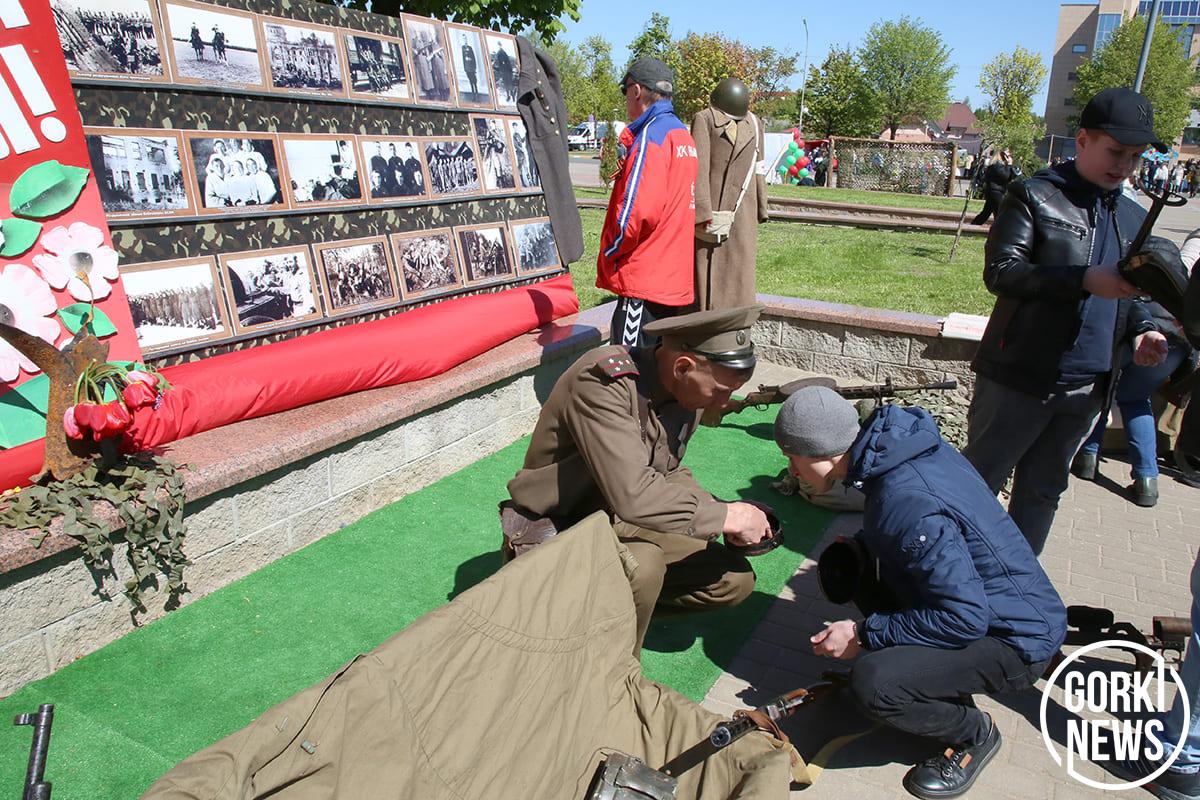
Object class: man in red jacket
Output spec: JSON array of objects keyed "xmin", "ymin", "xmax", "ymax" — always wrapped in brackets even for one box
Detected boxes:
[{"xmin": 599, "ymin": 58, "xmax": 699, "ymax": 347}]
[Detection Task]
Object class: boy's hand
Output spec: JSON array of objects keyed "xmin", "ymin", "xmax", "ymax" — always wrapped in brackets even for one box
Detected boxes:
[{"xmin": 811, "ymin": 619, "xmax": 863, "ymax": 660}]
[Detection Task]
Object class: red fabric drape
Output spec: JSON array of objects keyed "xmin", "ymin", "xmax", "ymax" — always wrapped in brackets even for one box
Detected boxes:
[{"xmin": 0, "ymin": 275, "xmax": 579, "ymax": 492}]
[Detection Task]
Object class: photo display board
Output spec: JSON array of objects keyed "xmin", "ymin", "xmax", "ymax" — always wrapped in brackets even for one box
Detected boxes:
[{"xmin": 60, "ymin": 0, "xmax": 562, "ymax": 362}]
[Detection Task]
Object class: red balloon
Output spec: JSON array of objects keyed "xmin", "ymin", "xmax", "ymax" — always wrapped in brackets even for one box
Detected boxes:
[
  {"xmin": 796, "ymin": 139, "xmax": 806, "ymax": 150},
  {"xmin": 832, "ymin": 158, "xmax": 838, "ymax": 168},
  {"xmin": 797, "ymin": 156, "xmax": 810, "ymax": 168},
  {"xmin": 788, "ymin": 163, "xmax": 800, "ymax": 176}
]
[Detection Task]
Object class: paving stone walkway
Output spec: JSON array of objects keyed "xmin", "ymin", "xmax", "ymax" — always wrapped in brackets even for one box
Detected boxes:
[{"xmin": 701, "ymin": 361, "xmax": 1198, "ymax": 798}]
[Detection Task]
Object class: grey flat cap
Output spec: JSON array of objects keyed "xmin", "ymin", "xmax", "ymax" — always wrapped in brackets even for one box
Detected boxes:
[{"xmin": 774, "ymin": 386, "xmax": 861, "ymax": 457}]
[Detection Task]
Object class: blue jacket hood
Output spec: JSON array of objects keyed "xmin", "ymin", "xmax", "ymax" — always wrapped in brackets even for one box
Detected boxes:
[{"xmin": 847, "ymin": 405, "xmax": 940, "ymax": 486}]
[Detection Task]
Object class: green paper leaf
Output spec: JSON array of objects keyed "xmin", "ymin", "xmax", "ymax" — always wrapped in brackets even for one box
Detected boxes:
[
  {"xmin": 0, "ymin": 373, "xmax": 50, "ymax": 448},
  {"xmin": 57, "ymin": 304, "xmax": 117, "ymax": 337},
  {"xmin": 0, "ymin": 217, "xmax": 40, "ymax": 257},
  {"xmin": 9, "ymin": 160, "xmax": 89, "ymax": 219}
]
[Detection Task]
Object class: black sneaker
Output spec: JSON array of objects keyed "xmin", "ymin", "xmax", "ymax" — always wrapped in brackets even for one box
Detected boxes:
[
  {"xmin": 1108, "ymin": 754, "xmax": 1200, "ymax": 800},
  {"xmin": 902, "ymin": 719, "xmax": 1001, "ymax": 799}
]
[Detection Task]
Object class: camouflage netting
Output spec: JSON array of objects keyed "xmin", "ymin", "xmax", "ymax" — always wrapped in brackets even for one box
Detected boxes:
[{"xmin": 832, "ymin": 137, "xmax": 954, "ymax": 197}]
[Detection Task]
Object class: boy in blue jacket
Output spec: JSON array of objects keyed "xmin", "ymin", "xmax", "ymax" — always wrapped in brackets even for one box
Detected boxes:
[{"xmin": 774, "ymin": 386, "xmax": 1067, "ymax": 799}]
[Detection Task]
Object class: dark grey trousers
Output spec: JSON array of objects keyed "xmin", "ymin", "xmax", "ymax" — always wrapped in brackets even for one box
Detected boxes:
[{"xmin": 963, "ymin": 376, "xmax": 1104, "ymax": 554}]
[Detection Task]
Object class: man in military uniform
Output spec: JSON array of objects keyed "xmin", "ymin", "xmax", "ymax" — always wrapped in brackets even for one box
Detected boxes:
[{"xmin": 503, "ymin": 305, "xmax": 773, "ymax": 654}]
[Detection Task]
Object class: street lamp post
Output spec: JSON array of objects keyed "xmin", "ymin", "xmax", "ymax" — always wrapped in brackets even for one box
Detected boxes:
[
  {"xmin": 1134, "ymin": 0, "xmax": 1162, "ymax": 92},
  {"xmin": 798, "ymin": 18, "xmax": 809, "ymax": 135}
]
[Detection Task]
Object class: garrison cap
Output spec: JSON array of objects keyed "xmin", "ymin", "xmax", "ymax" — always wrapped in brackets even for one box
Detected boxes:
[{"xmin": 644, "ymin": 304, "xmax": 763, "ymax": 370}]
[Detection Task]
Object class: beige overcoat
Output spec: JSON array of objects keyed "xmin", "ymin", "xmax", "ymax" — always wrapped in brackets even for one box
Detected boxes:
[
  {"xmin": 141, "ymin": 513, "xmax": 803, "ymax": 799},
  {"xmin": 692, "ymin": 107, "xmax": 769, "ymax": 310}
]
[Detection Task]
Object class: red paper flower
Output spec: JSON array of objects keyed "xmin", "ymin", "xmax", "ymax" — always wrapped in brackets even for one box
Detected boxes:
[
  {"xmin": 126, "ymin": 370, "xmax": 158, "ymax": 389},
  {"xmin": 122, "ymin": 380, "xmax": 157, "ymax": 410}
]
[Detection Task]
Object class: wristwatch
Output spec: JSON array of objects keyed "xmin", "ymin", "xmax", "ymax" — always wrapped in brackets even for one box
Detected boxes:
[{"xmin": 853, "ymin": 620, "xmax": 869, "ymax": 650}]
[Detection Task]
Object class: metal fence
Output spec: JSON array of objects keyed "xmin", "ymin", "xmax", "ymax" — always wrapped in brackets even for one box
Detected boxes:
[{"xmin": 831, "ymin": 137, "xmax": 956, "ymax": 196}]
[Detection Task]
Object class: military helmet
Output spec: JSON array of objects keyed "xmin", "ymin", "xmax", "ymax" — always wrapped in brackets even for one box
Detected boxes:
[{"xmin": 710, "ymin": 77, "xmax": 749, "ymax": 120}]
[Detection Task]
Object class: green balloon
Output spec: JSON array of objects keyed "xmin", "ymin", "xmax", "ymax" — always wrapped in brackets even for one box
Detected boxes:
[
  {"xmin": 778, "ymin": 164, "xmax": 789, "ymax": 175},
  {"xmin": 798, "ymin": 168, "xmax": 809, "ymax": 178},
  {"xmin": 786, "ymin": 153, "xmax": 798, "ymax": 165},
  {"xmin": 788, "ymin": 141, "xmax": 799, "ymax": 152}
]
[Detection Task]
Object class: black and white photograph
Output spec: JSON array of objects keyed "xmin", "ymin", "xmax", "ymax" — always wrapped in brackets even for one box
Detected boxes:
[
  {"xmin": 121, "ymin": 257, "xmax": 231, "ymax": 353},
  {"xmin": 52, "ymin": 0, "xmax": 167, "ymax": 82},
  {"xmin": 85, "ymin": 127, "xmax": 194, "ymax": 219},
  {"xmin": 390, "ymin": 229, "xmax": 462, "ymax": 300},
  {"xmin": 402, "ymin": 16, "xmax": 453, "ymax": 104},
  {"xmin": 219, "ymin": 247, "xmax": 322, "ymax": 334},
  {"xmin": 262, "ymin": 18, "xmax": 345, "ymax": 97},
  {"xmin": 344, "ymin": 32, "xmax": 409, "ymax": 102},
  {"xmin": 484, "ymin": 33, "xmax": 518, "ymax": 111},
  {"xmin": 424, "ymin": 140, "xmax": 479, "ymax": 197},
  {"xmin": 456, "ymin": 224, "xmax": 513, "ymax": 284},
  {"xmin": 510, "ymin": 218, "xmax": 561, "ymax": 274},
  {"xmin": 185, "ymin": 132, "xmax": 285, "ymax": 213},
  {"xmin": 360, "ymin": 138, "xmax": 427, "ymax": 201},
  {"xmin": 313, "ymin": 237, "xmax": 399, "ymax": 313},
  {"xmin": 280, "ymin": 136, "xmax": 362, "ymax": 207},
  {"xmin": 447, "ymin": 24, "xmax": 491, "ymax": 108},
  {"xmin": 162, "ymin": 0, "xmax": 264, "ymax": 89},
  {"xmin": 507, "ymin": 118, "xmax": 541, "ymax": 191},
  {"xmin": 472, "ymin": 117, "xmax": 515, "ymax": 193}
]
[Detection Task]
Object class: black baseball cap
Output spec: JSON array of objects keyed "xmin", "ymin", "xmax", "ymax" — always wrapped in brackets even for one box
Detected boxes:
[
  {"xmin": 1079, "ymin": 87, "xmax": 1167, "ymax": 152},
  {"xmin": 620, "ymin": 57, "xmax": 674, "ymax": 97}
]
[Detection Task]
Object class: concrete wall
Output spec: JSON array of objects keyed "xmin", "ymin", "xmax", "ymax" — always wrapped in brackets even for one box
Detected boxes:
[
  {"xmin": 0, "ymin": 361, "xmax": 564, "ymax": 696},
  {"xmin": 753, "ymin": 313, "xmax": 978, "ymax": 396}
]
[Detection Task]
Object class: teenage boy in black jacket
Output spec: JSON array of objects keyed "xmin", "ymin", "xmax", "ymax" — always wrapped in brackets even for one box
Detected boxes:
[{"xmin": 964, "ymin": 87, "xmax": 1169, "ymax": 554}]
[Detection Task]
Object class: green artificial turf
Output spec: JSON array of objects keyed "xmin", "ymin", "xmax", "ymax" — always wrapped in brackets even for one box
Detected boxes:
[{"xmin": 0, "ymin": 406, "xmax": 832, "ymax": 799}]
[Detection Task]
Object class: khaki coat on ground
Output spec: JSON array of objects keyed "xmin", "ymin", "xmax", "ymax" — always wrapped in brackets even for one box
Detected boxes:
[
  {"xmin": 141, "ymin": 513, "xmax": 800, "ymax": 799},
  {"xmin": 692, "ymin": 107, "xmax": 769, "ymax": 310}
]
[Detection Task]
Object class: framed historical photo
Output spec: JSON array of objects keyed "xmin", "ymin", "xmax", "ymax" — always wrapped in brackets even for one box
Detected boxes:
[
  {"xmin": 389, "ymin": 228, "xmax": 463, "ymax": 302},
  {"xmin": 279, "ymin": 135, "xmax": 362, "ymax": 208},
  {"xmin": 509, "ymin": 217, "xmax": 561, "ymax": 276},
  {"xmin": 121, "ymin": 256, "xmax": 232, "ymax": 354},
  {"xmin": 183, "ymin": 131, "xmax": 286, "ymax": 214},
  {"xmin": 455, "ymin": 223, "xmax": 513, "ymax": 285},
  {"xmin": 401, "ymin": 15, "xmax": 454, "ymax": 106},
  {"xmin": 312, "ymin": 236, "xmax": 399, "ymax": 315},
  {"xmin": 359, "ymin": 137, "xmax": 428, "ymax": 202},
  {"xmin": 260, "ymin": 16, "xmax": 346, "ymax": 98},
  {"xmin": 424, "ymin": 139, "xmax": 480, "ymax": 198},
  {"xmin": 84, "ymin": 127, "xmax": 196, "ymax": 220},
  {"xmin": 471, "ymin": 116, "xmax": 516, "ymax": 194},
  {"xmin": 445, "ymin": 24, "xmax": 492, "ymax": 109},
  {"xmin": 218, "ymin": 246, "xmax": 322, "ymax": 335},
  {"xmin": 53, "ymin": 0, "xmax": 168, "ymax": 83},
  {"xmin": 483, "ymin": 32, "xmax": 518, "ymax": 111},
  {"xmin": 344, "ymin": 31, "xmax": 411, "ymax": 102},
  {"xmin": 506, "ymin": 118, "xmax": 541, "ymax": 192},
  {"xmin": 161, "ymin": 0, "xmax": 264, "ymax": 90}
]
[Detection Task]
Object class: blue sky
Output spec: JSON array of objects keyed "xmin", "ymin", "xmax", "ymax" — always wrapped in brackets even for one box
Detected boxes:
[{"xmin": 558, "ymin": 0, "xmax": 1067, "ymax": 115}]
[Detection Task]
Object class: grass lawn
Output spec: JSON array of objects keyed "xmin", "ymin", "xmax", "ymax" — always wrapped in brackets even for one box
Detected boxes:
[
  {"xmin": 574, "ymin": 183, "xmax": 983, "ymax": 214},
  {"xmin": 570, "ymin": 208, "xmax": 994, "ymax": 317}
]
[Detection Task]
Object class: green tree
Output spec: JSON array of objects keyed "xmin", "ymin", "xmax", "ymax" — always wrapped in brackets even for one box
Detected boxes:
[
  {"xmin": 628, "ymin": 13, "xmax": 672, "ymax": 65},
  {"xmin": 978, "ymin": 46, "xmax": 1047, "ymax": 174},
  {"xmin": 858, "ymin": 17, "xmax": 955, "ymax": 140},
  {"xmin": 749, "ymin": 46, "xmax": 798, "ymax": 98},
  {"xmin": 804, "ymin": 47, "xmax": 881, "ymax": 138},
  {"xmin": 353, "ymin": 0, "xmax": 580, "ymax": 42},
  {"xmin": 544, "ymin": 35, "xmax": 622, "ymax": 124},
  {"xmin": 667, "ymin": 32, "xmax": 758, "ymax": 123},
  {"xmin": 755, "ymin": 91, "xmax": 798, "ymax": 125},
  {"xmin": 1073, "ymin": 14, "xmax": 1196, "ymax": 145}
]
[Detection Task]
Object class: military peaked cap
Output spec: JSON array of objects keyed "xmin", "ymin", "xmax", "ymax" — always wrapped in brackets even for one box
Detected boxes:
[{"xmin": 644, "ymin": 304, "xmax": 763, "ymax": 370}]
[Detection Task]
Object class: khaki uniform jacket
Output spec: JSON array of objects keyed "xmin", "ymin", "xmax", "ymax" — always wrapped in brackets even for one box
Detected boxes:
[
  {"xmin": 507, "ymin": 344, "xmax": 728, "ymax": 538},
  {"xmin": 142, "ymin": 513, "xmax": 799, "ymax": 798},
  {"xmin": 692, "ymin": 107, "xmax": 769, "ymax": 310}
]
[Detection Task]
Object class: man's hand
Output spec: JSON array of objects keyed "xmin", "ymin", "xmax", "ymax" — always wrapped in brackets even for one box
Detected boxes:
[
  {"xmin": 811, "ymin": 619, "xmax": 862, "ymax": 660},
  {"xmin": 1083, "ymin": 264, "xmax": 1140, "ymax": 299},
  {"xmin": 1133, "ymin": 330, "xmax": 1170, "ymax": 366},
  {"xmin": 723, "ymin": 501, "xmax": 770, "ymax": 546}
]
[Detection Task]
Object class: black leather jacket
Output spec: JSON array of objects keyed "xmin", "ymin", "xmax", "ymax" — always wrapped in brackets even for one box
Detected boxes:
[{"xmin": 972, "ymin": 163, "xmax": 1154, "ymax": 398}]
